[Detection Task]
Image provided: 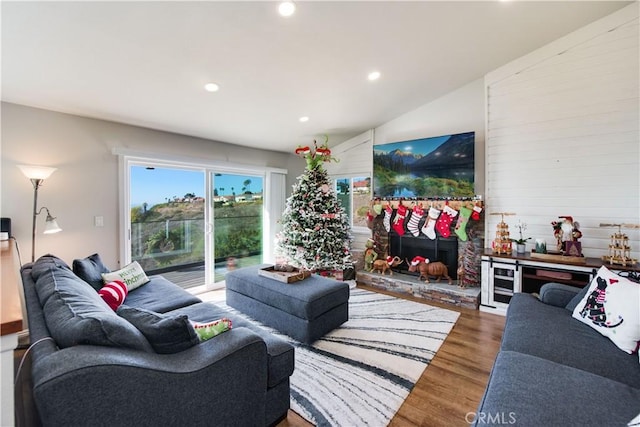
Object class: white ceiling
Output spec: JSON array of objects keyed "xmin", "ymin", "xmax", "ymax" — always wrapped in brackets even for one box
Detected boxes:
[{"xmin": 1, "ymin": 1, "xmax": 630, "ymax": 153}]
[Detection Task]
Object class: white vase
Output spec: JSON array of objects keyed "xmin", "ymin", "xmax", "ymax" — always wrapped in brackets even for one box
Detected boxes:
[{"xmin": 516, "ymin": 243, "xmax": 526, "ymax": 254}]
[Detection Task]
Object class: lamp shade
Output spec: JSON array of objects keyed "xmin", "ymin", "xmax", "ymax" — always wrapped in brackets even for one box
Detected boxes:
[
  {"xmin": 43, "ymin": 215, "xmax": 62, "ymax": 234},
  {"xmin": 17, "ymin": 164, "xmax": 57, "ymax": 180}
]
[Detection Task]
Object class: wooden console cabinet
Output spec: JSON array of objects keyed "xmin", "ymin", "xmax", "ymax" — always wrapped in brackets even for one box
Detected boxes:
[
  {"xmin": 480, "ymin": 249, "xmax": 639, "ymax": 315},
  {"xmin": 1, "ymin": 238, "xmax": 24, "ymax": 426}
]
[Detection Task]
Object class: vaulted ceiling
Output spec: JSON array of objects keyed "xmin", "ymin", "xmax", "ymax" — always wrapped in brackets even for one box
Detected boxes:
[{"xmin": 1, "ymin": 1, "xmax": 630, "ymax": 153}]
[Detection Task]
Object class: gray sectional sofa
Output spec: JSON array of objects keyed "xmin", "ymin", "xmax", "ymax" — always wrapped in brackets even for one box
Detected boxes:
[
  {"xmin": 21, "ymin": 254, "xmax": 294, "ymax": 427},
  {"xmin": 474, "ymin": 283, "xmax": 640, "ymax": 426}
]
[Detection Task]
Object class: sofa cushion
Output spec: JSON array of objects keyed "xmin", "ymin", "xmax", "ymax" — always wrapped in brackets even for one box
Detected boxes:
[
  {"xmin": 117, "ymin": 305, "xmax": 200, "ymax": 354},
  {"xmin": 565, "ymin": 282, "xmax": 590, "ymax": 312},
  {"xmin": 102, "ymin": 261, "xmax": 150, "ymax": 291},
  {"xmin": 31, "ymin": 255, "xmax": 152, "ymax": 352},
  {"xmin": 474, "ymin": 351, "xmax": 640, "ymax": 426},
  {"xmin": 571, "ymin": 266, "xmax": 640, "ymax": 354},
  {"xmin": 169, "ymin": 302, "xmax": 294, "ymax": 388},
  {"xmin": 538, "ymin": 282, "xmax": 580, "ymax": 308},
  {"xmin": 72, "ymin": 253, "xmax": 111, "ymax": 291},
  {"xmin": 123, "ymin": 275, "xmax": 201, "ymax": 313},
  {"xmin": 502, "ymin": 293, "xmax": 640, "ymax": 388}
]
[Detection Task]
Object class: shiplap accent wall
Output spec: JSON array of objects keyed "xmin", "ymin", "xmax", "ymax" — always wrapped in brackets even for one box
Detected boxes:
[{"xmin": 485, "ymin": 4, "xmax": 639, "ymax": 259}]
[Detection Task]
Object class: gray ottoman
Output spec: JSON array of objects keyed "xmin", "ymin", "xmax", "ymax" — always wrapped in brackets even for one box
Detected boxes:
[{"xmin": 225, "ymin": 264, "xmax": 350, "ymax": 344}]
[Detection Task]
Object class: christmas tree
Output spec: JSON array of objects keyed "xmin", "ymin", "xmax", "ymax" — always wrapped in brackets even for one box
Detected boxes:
[{"xmin": 276, "ymin": 140, "xmax": 353, "ymax": 272}]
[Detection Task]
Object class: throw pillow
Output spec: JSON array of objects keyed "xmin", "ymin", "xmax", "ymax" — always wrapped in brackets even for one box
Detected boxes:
[
  {"xmin": 72, "ymin": 253, "xmax": 111, "ymax": 292},
  {"xmin": 572, "ymin": 266, "xmax": 640, "ymax": 354},
  {"xmin": 102, "ymin": 261, "xmax": 150, "ymax": 291},
  {"xmin": 116, "ymin": 305, "xmax": 200, "ymax": 354},
  {"xmin": 99, "ymin": 280, "xmax": 128, "ymax": 311}
]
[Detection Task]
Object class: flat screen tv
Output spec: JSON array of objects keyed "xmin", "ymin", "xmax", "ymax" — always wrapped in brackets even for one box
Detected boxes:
[{"xmin": 373, "ymin": 131, "xmax": 475, "ymax": 198}]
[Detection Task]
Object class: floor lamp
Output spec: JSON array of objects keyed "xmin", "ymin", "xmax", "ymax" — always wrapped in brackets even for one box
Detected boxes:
[{"xmin": 17, "ymin": 165, "xmax": 63, "ymax": 262}]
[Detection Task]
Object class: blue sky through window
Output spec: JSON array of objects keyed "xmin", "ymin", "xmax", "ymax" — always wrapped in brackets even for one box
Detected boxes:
[{"xmin": 130, "ymin": 166, "xmax": 263, "ymax": 207}]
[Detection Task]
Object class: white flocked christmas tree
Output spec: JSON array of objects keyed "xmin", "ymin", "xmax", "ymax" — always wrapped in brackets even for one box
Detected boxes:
[{"xmin": 276, "ymin": 140, "xmax": 353, "ymax": 272}]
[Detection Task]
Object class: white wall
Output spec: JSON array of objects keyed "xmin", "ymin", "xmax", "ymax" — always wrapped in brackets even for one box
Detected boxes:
[
  {"xmin": 0, "ymin": 102, "xmax": 295, "ymax": 267},
  {"xmin": 485, "ymin": 3, "xmax": 639, "ymax": 259}
]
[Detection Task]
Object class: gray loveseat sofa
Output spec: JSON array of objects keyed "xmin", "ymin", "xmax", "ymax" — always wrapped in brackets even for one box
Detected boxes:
[
  {"xmin": 474, "ymin": 283, "xmax": 640, "ymax": 426},
  {"xmin": 21, "ymin": 254, "xmax": 294, "ymax": 427}
]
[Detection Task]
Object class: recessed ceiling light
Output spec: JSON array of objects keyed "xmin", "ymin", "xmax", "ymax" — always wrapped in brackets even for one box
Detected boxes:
[
  {"xmin": 368, "ymin": 71, "xmax": 381, "ymax": 81},
  {"xmin": 299, "ymin": 116, "xmax": 309, "ymax": 123},
  {"xmin": 278, "ymin": 1, "xmax": 296, "ymax": 17},
  {"xmin": 204, "ymin": 83, "xmax": 220, "ymax": 92}
]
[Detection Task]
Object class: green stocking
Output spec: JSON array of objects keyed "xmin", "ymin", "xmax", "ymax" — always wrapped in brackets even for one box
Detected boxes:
[
  {"xmin": 454, "ymin": 207, "xmax": 472, "ymax": 241},
  {"xmin": 190, "ymin": 318, "xmax": 232, "ymax": 342}
]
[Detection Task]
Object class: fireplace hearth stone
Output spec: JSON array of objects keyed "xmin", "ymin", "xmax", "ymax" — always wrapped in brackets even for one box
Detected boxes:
[{"xmin": 356, "ymin": 270, "xmax": 480, "ymax": 309}]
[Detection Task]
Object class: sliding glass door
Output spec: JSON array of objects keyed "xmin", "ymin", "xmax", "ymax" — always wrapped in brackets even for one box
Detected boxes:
[{"xmin": 125, "ymin": 160, "xmax": 267, "ymax": 290}]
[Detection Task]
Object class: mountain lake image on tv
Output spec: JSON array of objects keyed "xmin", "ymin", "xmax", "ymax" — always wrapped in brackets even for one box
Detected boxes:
[{"xmin": 373, "ymin": 131, "xmax": 475, "ymax": 198}]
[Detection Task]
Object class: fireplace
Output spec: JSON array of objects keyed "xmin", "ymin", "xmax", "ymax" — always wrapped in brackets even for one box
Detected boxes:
[{"xmin": 389, "ymin": 234, "xmax": 458, "ymax": 280}]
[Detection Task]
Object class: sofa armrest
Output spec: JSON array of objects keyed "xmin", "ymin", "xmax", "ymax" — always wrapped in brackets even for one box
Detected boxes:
[
  {"xmin": 538, "ymin": 282, "xmax": 580, "ymax": 308},
  {"xmin": 32, "ymin": 327, "xmax": 268, "ymax": 427}
]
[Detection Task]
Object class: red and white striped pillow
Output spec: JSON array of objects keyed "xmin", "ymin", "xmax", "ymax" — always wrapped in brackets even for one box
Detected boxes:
[{"xmin": 99, "ymin": 280, "xmax": 128, "ymax": 311}]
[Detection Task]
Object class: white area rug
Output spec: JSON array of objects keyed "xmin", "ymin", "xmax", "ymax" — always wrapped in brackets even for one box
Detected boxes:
[{"xmin": 226, "ymin": 288, "xmax": 460, "ymax": 426}]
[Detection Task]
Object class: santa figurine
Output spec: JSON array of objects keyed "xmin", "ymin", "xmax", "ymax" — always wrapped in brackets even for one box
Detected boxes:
[{"xmin": 558, "ymin": 216, "xmax": 582, "ymax": 255}]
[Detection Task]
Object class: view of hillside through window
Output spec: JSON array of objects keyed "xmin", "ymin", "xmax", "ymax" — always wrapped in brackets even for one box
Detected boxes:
[
  {"xmin": 335, "ymin": 176, "xmax": 371, "ymax": 229},
  {"xmin": 129, "ymin": 166, "xmax": 263, "ymax": 287}
]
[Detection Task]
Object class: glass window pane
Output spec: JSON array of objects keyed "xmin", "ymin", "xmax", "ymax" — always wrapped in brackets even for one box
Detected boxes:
[
  {"xmin": 352, "ymin": 176, "xmax": 371, "ymax": 228},
  {"xmin": 130, "ymin": 166, "xmax": 205, "ymax": 288},
  {"xmin": 213, "ymin": 174, "xmax": 263, "ymax": 282},
  {"xmin": 336, "ymin": 178, "xmax": 351, "ymax": 224}
]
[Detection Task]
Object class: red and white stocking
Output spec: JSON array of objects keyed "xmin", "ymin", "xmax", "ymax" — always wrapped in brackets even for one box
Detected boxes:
[
  {"xmin": 407, "ymin": 204, "xmax": 424, "ymax": 237},
  {"xmin": 421, "ymin": 207, "xmax": 441, "ymax": 240},
  {"xmin": 471, "ymin": 205, "xmax": 483, "ymax": 221},
  {"xmin": 392, "ymin": 205, "xmax": 407, "ymax": 235},
  {"xmin": 436, "ymin": 205, "xmax": 458, "ymax": 238}
]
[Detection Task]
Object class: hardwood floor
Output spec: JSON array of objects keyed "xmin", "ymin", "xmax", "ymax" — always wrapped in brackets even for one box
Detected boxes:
[{"xmin": 278, "ymin": 284, "xmax": 506, "ymax": 427}]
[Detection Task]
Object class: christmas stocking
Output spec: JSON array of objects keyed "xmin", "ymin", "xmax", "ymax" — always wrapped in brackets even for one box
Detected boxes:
[
  {"xmin": 471, "ymin": 205, "xmax": 483, "ymax": 221},
  {"xmin": 392, "ymin": 204, "xmax": 407, "ymax": 235},
  {"xmin": 454, "ymin": 206, "xmax": 472, "ymax": 241},
  {"xmin": 436, "ymin": 205, "xmax": 458, "ymax": 238},
  {"xmin": 383, "ymin": 205, "xmax": 392, "ymax": 232},
  {"xmin": 421, "ymin": 207, "xmax": 441, "ymax": 239},
  {"xmin": 190, "ymin": 318, "xmax": 232, "ymax": 342},
  {"xmin": 407, "ymin": 204, "xmax": 424, "ymax": 237}
]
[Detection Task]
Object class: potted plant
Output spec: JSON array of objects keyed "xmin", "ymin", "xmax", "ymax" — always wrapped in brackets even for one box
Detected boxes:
[{"xmin": 511, "ymin": 220, "xmax": 531, "ymax": 254}]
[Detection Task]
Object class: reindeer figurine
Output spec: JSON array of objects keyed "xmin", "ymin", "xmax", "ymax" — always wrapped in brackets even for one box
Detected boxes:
[
  {"xmin": 371, "ymin": 255, "xmax": 403, "ymax": 276},
  {"xmin": 406, "ymin": 256, "xmax": 453, "ymax": 284}
]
